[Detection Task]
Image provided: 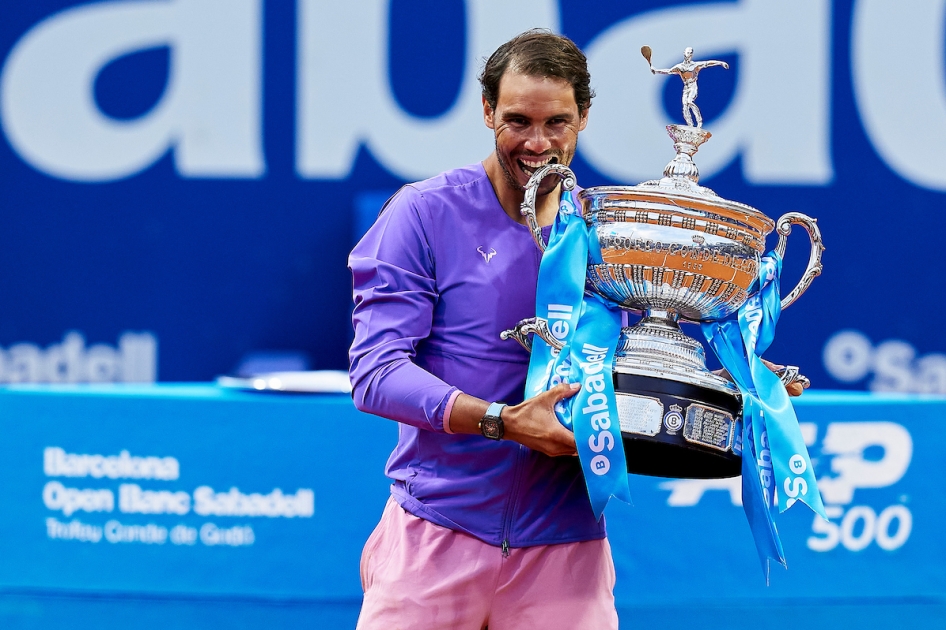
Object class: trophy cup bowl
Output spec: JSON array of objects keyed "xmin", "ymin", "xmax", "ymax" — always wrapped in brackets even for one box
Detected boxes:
[{"xmin": 505, "ymin": 124, "xmax": 824, "ymax": 480}]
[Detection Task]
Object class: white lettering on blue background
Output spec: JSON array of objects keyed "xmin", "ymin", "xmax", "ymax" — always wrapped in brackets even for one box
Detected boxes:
[
  {"xmin": 742, "ymin": 294, "xmax": 763, "ymax": 350},
  {"xmin": 40, "ymin": 443, "xmax": 310, "ymax": 547},
  {"xmin": 581, "ymin": 0, "xmax": 833, "ymax": 185},
  {"xmin": 823, "ymin": 330, "xmax": 946, "ymax": 394},
  {"xmin": 783, "ymin": 453, "xmax": 809, "ymax": 508},
  {"xmin": 579, "ymin": 343, "xmax": 614, "ymax": 476},
  {"xmin": 661, "ymin": 421, "xmax": 911, "ymax": 507},
  {"xmin": 756, "ymin": 429, "xmax": 774, "ymax": 498},
  {"xmin": 119, "ymin": 483, "xmax": 191, "ymax": 515},
  {"xmin": 852, "ymin": 0, "xmax": 946, "ymax": 190},
  {"xmin": 295, "ymin": 0, "xmax": 557, "ymax": 180},
  {"xmin": 43, "ymin": 481, "xmax": 114, "ymax": 517},
  {"xmin": 0, "ymin": 0, "xmax": 264, "ymax": 181},
  {"xmin": 193, "ymin": 485, "xmax": 315, "ymax": 518},
  {"xmin": 544, "ymin": 303, "xmax": 572, "ymax": 389},
  {"xmin": 1, "ymin": 1, "xmax": 945, "ymax": 190},
  {"xmin": 547, "ymin": 303, "xmax": 572, "ymax": 342},
  {"xmin": 104, "ymin": 519, "xmax": 168, "ymax": 544},
  {"xmin": 45, "ymin": 446, "xmax": 179, "ymax": 480},
  {"xmin": 45, "ymin": 518, "xmax": 256, "ymax": 546},
  {"xmin": 816, "ymin": 422, "xmax": 912, "ymax": 505},
  {"xmin": 200, "ymin": 522, "xmax": 255, "ymax": 546},
  {"xmin": 0, "ymin": 331, "xmax": 156, "ymax": 384},
  {"xmin": 46, "ymin": 517, "xmax": 103, "ymax": 542},
  {"xmin": 659, "ymin": 420, "xmax": 915, "ymax": 553},
  {"xmin": 170, "ymin": 524, "xmax": 198, "ymax": 545},
  {"xmin": 807, "ymin": 421, "xmax": 913, "ymax": 552}
]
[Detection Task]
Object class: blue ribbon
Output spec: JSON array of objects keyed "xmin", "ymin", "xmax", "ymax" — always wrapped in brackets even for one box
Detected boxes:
[
  {"xmin": 526, "ymin": 191, "xmax": 631, "ymax": 519},
  {"xmin": 702, "ymin": 253, "xmax": 827, "ymax": 582},
  {"xmin": 524, "ymin": 194, "xmax": 585, "ymax": 402}
]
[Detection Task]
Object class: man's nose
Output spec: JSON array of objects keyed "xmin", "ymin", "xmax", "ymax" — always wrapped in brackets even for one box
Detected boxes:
[{"xmin": 523, "ymin": 125, "xmax": 552, "ymax": 154}]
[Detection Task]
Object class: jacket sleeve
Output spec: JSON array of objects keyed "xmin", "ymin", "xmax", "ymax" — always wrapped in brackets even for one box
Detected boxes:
[{"xmin": 347, "ymin": 186, "xmax": 458, "ymax": 432}]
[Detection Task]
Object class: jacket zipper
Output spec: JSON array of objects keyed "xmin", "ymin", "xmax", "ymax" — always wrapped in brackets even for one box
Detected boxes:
[
  {"xmin": 498, "ymin": 238, "xmax": 541, "ymax": 558},
  {"xmin": 499, "ymin": 444, "xmax": 526, "ymax": 557}
]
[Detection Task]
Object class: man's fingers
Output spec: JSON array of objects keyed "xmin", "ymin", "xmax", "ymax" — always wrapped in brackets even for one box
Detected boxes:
[
  {"xmin": 553, "ymin": 425, "xmax": 577, "ymax": 447},
  {"xmin": 760, "ymin": 358, "xmax": 809, "ymax": 396},
  {"xmin": 551, "ymin": 430, "xmax": 578, "ymax": 457},
  {"xmin": 552, "ymin": 382, "xmax": 582, "ymax": 401},
  {"xmin": 525, "ymin": 416, "xmax": 577, "ymax": 458}
]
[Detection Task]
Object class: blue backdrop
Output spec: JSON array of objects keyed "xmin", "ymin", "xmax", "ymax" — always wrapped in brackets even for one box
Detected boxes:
[
  {"xmin": 0, "ymin": 0, "xmax": 943, "ymax": 392},
  {"xmin": 0, "ymin": 386, "xmax": 941, "ymax": 627}
]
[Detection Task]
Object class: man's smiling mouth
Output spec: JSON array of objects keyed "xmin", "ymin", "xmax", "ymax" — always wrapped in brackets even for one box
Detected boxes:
[{"xmin": 517, "ymin": 155, "xmax": 559, "ymax": 177}]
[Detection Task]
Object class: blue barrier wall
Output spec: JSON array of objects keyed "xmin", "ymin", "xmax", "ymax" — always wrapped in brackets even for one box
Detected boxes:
[
  {"xmin": 0, "ymin": 0, "xmax": 945, "ymax": 394},
  {"xmin": 0, "ymin": 385, "xmax": 942, "ymax": 628}
]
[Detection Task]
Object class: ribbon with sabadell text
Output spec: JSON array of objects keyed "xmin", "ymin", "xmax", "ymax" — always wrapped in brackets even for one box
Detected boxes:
[
  {"xmin": 702, "ymin": 252, "xmax": 827, "ymax": 582},
  {"xmin": 525, "ymin": 191, "xmax": 631, "ymax": 519},
  {"xmin": 526, "ymin": 196, "xmax": 825, "ymax": 575}
]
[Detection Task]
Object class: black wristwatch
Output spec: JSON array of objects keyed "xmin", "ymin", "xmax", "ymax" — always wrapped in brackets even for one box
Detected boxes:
[{"xmin": 479, "ymin": 402, "xmax": 507, "ymax": 441}]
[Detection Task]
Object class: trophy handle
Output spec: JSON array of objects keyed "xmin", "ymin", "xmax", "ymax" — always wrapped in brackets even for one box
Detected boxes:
[
  {"xmin": 775, "ymin": 365, "xmax": 811, "ymax": 391},
  {"xmin": 520, "ymin": 164, "xmax": 578, "ymax": 252},
  {"xmin": 773, "ymin": 212, "xmax": 825, "ymax": 310},
  {"xmin": 500, "ymin": 317, "xmax": 565, "ymax": 353}
]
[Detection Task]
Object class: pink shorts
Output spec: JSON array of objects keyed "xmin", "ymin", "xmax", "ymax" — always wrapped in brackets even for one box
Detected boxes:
[{"xmin": 356, "ymin": 498, "xmax": 619, "ymax": 630}]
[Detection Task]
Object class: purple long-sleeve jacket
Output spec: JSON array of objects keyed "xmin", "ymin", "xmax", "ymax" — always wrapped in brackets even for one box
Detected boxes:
[{"xmin": 349, "ymin": 163, "xmax": 604, "ymax": 548}]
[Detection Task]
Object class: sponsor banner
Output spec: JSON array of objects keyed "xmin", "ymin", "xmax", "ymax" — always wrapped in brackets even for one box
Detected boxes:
[
  {"xmin": 0, "ymin": 1, "xmax": 945, "ymax": 381},
  {"xmin": 0, "ymin": 385, "xmax": 395, "ymax": 599},
  {"xmin": 823, "ymin": 330, "xmax": 946, "ymax": 395},
  {"xmin": 0, "ymin": 331, "xmax": 157, "ymax": 384},
  {"xmin": 606, "ymin": 391, "xmax": 943, "ymax": 599},
  {"xmin": 0, "ymin": 385, "xmax": 941, "ymax": 609}
]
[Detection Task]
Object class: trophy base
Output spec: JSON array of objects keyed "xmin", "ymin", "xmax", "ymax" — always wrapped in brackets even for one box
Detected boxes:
[{"xmin": 613, "ymin": 372, "xmax": 742, "ymax": 479}]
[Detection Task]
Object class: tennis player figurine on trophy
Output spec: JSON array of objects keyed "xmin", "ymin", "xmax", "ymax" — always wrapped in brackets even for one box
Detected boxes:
[
  {"xmin": 502, "ymin": 46, "xmax": 826, "ymax": 573},
  {"xmin": 645, "ymin": 45, "xmax": 728, "ymax": 128}
]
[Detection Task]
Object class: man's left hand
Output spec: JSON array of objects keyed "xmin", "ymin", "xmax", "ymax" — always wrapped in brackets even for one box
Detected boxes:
[
  {"xmin": 715, "ymin": 360, "xmax": 809, "ymax": 397},
  {"xmin": 761, "ymin": 359, "xmax": 807, "ymax": 397}
]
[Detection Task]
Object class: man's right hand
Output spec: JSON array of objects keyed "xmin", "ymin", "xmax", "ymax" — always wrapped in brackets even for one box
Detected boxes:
[
  {"xmin": 447, "ymin": 384, "xmax": 580, "ymax": 457},
  {"xmin": 501, "ymin": 383, "xmax": 580, "ymax": 457}
]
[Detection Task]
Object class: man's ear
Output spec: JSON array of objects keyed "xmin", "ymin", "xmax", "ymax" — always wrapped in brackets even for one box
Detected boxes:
[
  {"xmin": 578, "ymin": 106, "xmax": 590, "ymax": 132},
  {"xmin": 483, "ymin": 96, "xmax": 495, "ymax": 129}
]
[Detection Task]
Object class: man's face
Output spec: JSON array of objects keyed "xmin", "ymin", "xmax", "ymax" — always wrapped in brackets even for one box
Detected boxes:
[{"xmin": 483, "ymin": 71, "xmax": 588, "ymax": 198}]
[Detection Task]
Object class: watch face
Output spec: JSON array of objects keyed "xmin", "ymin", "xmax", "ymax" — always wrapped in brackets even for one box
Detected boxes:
[{"xmin": 481, "ymin": 417, "xmax": 503, "ymax": 440}]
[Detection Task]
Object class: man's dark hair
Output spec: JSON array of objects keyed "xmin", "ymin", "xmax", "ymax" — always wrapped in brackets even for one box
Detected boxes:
[{"xmin": 479, "ymin": 29, "xmax": 594, "ymax": 114}]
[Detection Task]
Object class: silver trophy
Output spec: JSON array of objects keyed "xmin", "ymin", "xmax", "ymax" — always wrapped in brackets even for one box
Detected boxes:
[{"xmin": 503, "ymin": 47, "xmax": 824, "ymax": 479}]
